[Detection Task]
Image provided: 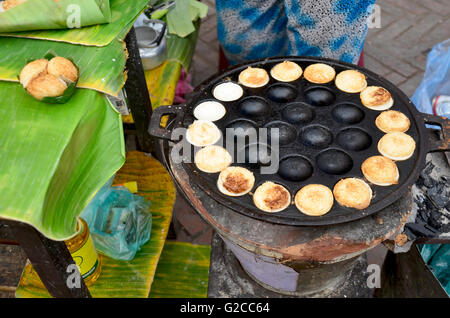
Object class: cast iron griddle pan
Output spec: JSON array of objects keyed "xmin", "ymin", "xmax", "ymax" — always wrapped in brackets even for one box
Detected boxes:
[{"xmin": 150, "ymin": 56, "xmax": 450, "ymax": 226}]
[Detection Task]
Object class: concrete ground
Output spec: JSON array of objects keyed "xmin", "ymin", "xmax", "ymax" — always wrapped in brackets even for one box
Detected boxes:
[{"xmin": 1, "ymin": 0, "xmax": 449, "ymax": 298}]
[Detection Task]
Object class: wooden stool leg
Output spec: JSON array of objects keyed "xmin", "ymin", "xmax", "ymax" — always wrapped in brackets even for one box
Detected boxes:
[{"xmin": 10, "ymin": 221, "xmax": 91, "ymax": 298}]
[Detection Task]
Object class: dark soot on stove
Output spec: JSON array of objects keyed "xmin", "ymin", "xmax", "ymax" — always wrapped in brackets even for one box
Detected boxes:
[
  {"xmin": 278, "ymin": 156, "xmax": 314, "ymax": 181},
  {"xmin": 316, "ymin": 149, "xmax": 353, "ymax": 175}
]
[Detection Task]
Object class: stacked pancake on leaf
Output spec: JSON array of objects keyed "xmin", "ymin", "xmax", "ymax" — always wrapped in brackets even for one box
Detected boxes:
[{"xmin": 19, "ymin": 56, "xmax": 79, "ymax": 102}]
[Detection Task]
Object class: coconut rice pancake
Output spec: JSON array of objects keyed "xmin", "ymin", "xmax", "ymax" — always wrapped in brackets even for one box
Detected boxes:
[
  {"xmin": 303, "ymin": 63, "xmax": 336, "ymax": 84},
  {"xmin": 213, "ymin": 81, "xmax": 244, "ymax": 102},
  {"xmin": 253, "ymin": 181, "xmax": 291, "ymax": 212},
  {"xmin": 193, "ymin": 101, "xmax": 226, "ymax": 122},
  {"xmin": 375, "ymin": 110, "xmax": 410, "ymax": 133},
  {"xmin": 195, "ymin": 145, "xmax": 232, "ymax": 173},
  {"xmin": 186, "ymin": 120, "xmax": 222, "ymax": 147},
  {"xmin": 377, "ymin": 132, "xmax": 416, "ymax": 161},
  {"xmin": 333, "ymin": 178, "xmax": 372, "ymax": 210},
  {"xmin": 217, "ymin": 166, "xmax": 255, "ymax": 197},
  {"xmin": 335, "ymin": 70, "xmax": 367, "ymax": 93},
  {"xmin": 360, "ymin": 86, "xmax": 394, "ymax": 111},
  {"xmin": 361, "ymin": 155, "xmax": 399, "ymax": 186},
  {"xmin": 238, "ymin": 67, "xmax": 270, "ymax": 88},
  {"xmin": 294, "ymin": 184, "xmax": 334, "ymax": 216},
  {"xmin": 270, "ymin": 61, "xmax": 303, "ymax": 82}
]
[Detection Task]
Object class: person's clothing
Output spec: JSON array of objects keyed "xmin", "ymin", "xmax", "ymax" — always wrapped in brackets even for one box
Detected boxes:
[{"xmin": 216, "ymin": 0, "xmax": 376, "ymax": 65}]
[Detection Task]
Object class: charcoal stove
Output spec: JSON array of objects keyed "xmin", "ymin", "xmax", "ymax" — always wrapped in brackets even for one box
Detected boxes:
[{"xmin": 149, "ymin": 56, "xmax": 450, "ymax": 297}]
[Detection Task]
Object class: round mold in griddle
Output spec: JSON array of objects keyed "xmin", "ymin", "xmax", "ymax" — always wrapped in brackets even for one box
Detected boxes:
[
  {"xmin": 238, "ymin": 143, "xmax": 276, "ymax": 168},
  {"xmin": 264, "ymin": 121, "xmax": 297, "ymax": 146},
  {"xmin": 266, "ymin": 83, "xmax": 298, "ymax": 103},
  {"xmin": 225, "ymin": 119, "xmax": 258, "ymax": 140},
  {"xmin": 337, "ymin": 128, "xmax": 372, "ymax": 151},
  {"xmin": 316, "ymin": 149, "xmax": 353, "ymax": 175},
  {"xmin": 278, "ymin": 155, "xmax": 314, "ymax": 182},
  {"xmin": 238, "ymin": 96, "xmax": 271, "ymax": 119},
  {"xmin": 332, "ymin": 103, "xmax": 365, "ymax": 125},
  {"xmin": 304, "ymin": 86, "xmax": 336, "ymax": 107},
  {"xmin": 281, "ymin": 102, "xmax": 315, "ymax": 125},
  {"xmin": 300, "ymin": 125, "xmax": 333, "ymax": 149}
]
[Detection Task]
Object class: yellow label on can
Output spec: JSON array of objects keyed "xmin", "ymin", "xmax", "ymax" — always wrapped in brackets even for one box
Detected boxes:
[{"xmin": 71, "ymin": 235, "xmax": 99, "ymax": 279}]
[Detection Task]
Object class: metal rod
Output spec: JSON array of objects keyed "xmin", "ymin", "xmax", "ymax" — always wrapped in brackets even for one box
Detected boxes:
[
  {"xmin": 124, "ymin": 27, "xmax": 155, "ymax": 154},
  {"xmin": 7, "ymin": 220, "xmax": 91, "ymax": 298}
]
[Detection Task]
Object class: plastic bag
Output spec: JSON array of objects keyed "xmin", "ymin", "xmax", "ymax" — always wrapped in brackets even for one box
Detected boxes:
[
  {"xmin": 411, "ymin": 39, "xmax": 450, "ymax": 115},
  {"xmin": 81, "ymin": 180, "xmax": 152, "ymax": 261},
  {"xmin": 419, "ymin": 244, "xmax": 450, "ymax": 295}
]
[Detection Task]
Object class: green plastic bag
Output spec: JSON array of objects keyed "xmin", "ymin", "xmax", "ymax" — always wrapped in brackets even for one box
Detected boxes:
[
  {"xmin": 81, "ymin": 181, "xmax": 152, "ymax": 261},
  {"xmin": 420, "ymin": 244, "xmax": 450, "ymax": 295}
]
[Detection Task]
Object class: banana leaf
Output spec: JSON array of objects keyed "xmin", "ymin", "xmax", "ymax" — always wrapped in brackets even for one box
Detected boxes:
[
  {"xmin": 0, "ymin": 0, "xmax": 112, "ymax": 32},
  {"xmin": 0, "ymin": 36, "xmax": 127, "ymax": 96},
  {"xmin": 166, "ymin": 19, "xmax": 200, "ymax": 71},
  {"xmin": 16, "ymin": 151, "xmax": 177, "ymax": 298},
  {"xmin": 0, "ymin": 81, "xmax": 125, "ymax": 240},
  {"xmin": 149, "ymin": 241, "xmax": 210, "ymax": 298},
  {"xmin": 0, "ymin": 0, "xmax": 149, "ymax": 47}
]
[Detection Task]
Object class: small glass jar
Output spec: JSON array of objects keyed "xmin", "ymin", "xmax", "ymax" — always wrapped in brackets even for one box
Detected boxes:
[{"xmin": 65, "ymin": 218, "xmax": 101, "ymax": 286}]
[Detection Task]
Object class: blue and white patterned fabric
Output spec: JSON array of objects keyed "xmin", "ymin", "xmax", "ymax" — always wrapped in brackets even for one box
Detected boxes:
[{"xmin": 216, "ymin": 0, "xmax": 376, "ymax": 65}]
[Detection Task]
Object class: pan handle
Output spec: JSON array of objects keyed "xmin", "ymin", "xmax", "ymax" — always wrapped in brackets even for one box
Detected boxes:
[
  {"xmin": 420, "ymin": 113, "xmax": 450, "ymax": 152},
  {"xmin": 148, "ymin": 104, "xmax": 184, "ymax": 141}
]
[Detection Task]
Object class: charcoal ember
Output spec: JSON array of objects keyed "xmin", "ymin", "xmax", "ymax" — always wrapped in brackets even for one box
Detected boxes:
[
  {"xmin": 404, "ymin": 222, "xmax": 438, "ymax": 238},
  {"xmin": 421, "ymin": 161, "xmax": 435, "ymax": 179},
  {"xmin": 412, "ymin": 191, "xmax": 450, "ymax": 236},
  {"xmin": 426, "ymin": 184, "xmax": 449, "ymax": 209}
]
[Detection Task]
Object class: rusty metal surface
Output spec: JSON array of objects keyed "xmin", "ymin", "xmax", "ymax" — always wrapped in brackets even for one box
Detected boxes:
[{"xmin": 208, "ymin": 233, "xmax": 373, "ymax": 298}]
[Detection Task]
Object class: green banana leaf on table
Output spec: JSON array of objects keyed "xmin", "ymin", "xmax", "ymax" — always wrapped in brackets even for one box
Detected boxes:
[
  {"xmin": 0, "ymin": 0, "xmax": 112, "ymax": 32},
  {"xmin": 0, "ymin": 36, "xmax": 127, "ymax": 96},
  {"xmin": 0, "ymin": 81, "xmax": 125, "ymax": 241},
  {"xmin": 0, "ymin": 0, "xmax": 149, "ymax": 47}
]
